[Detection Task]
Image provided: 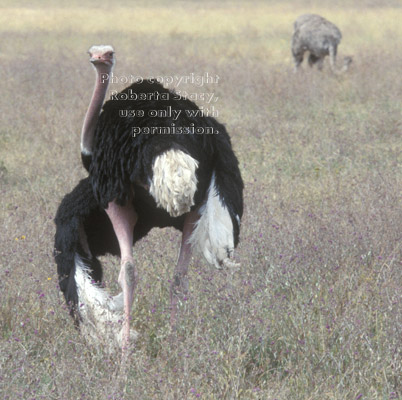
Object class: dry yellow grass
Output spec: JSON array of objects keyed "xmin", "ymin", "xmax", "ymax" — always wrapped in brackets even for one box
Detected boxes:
[{"xmin": 1, "ymin": 2, "xmax": 401, "ymax": 62}]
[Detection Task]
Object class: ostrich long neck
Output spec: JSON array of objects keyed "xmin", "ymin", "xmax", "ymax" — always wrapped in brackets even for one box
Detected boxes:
[{"xmin": 80, "ymin": 67, "xmax": 111, "ymax": 155}]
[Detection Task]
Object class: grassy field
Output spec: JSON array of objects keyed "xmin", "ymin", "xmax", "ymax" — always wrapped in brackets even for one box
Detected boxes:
[{"xmin": 0, "ymin": 0, "xmax": 401, "ymax": 399}]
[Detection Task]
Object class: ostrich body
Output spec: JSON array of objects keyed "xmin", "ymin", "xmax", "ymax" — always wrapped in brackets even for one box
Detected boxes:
[
  {"xmin": 292, "ymin": 14, "xmax": 352, "ymax": 73},
  {"xmin": 54, "ymin": 46, "xmax": 243, "ymax": 349}
]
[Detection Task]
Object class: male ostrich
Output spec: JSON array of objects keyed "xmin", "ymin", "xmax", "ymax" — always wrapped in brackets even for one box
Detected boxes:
[
  {"xmin": 54, "ymin": 45, "xmax": 243, "ymax": 349},
  {"xmin": 292, "ymin": 14, "xmax": 352, "ymax": 73}
]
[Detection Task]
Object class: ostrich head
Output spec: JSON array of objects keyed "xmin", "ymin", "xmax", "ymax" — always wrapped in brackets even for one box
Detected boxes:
[{"xmin": 88, "ymin": 45, "xmax": 115, "ymax": 72}]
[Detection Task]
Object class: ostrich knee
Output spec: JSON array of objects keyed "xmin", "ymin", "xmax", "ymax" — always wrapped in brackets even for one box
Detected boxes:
[{"xmin": 118, "ymin": 260, "xmax": 138, "ymax": 306}]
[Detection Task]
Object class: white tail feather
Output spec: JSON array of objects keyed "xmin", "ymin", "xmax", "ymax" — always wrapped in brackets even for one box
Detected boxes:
[
  {"xmin": 189, "ymin": 172, "xmax": 235, "ymax": 268},
  {"xmin": 74, "ymin": 255, "xmax": 138, "ymax": 350}
]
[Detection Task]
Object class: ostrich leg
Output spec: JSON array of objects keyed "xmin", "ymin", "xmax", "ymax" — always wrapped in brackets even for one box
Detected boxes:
[
  {"xmin": 105, "ymin": 199, "xmax": 138, "ymax": 350},
  {"xmin": 316, "ymin": 57, "xmax": 325, "ymax": 71},
  {"xmin": 170, "ymin": 211, "xmax": 199, "ymax": 328},
  {"xmin": 292, "ymin": 51, "xmax": 303, "ymax": 73},
  {"xmin": 329, "ymin": 44, "xmax": 338, "ymax": 73}
]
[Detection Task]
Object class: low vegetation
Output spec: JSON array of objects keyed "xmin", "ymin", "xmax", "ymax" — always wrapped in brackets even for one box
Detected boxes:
[{"xmin": 0, "ymin": 1, "xmax": 401, "ymax": 398}]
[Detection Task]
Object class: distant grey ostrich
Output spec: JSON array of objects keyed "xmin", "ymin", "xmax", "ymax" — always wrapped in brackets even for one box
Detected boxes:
[
  {"xmin": 54, "ymin": 45, "xmax": 243, "ymax": 351},
  {"xmin": 292, "ymin": 14, "xmax": 352, "ymax": 73}
]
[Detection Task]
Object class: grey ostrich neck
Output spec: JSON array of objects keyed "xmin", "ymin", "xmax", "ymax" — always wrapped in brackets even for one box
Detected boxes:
[{"xmin": 81, "ymin": 65, "xmax": 112, "ymax": 155}]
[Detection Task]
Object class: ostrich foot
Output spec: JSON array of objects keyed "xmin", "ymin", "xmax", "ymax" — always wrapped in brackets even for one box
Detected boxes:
[{"xmin": 117, "ymin": 326, "xmax": 139, "ymax": 348}]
